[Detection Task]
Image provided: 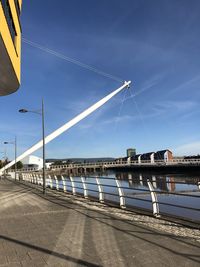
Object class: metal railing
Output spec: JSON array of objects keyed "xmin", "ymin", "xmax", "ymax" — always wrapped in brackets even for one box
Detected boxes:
[{"xmin": 14, "ymin": 172, "xmax": 200, "ymax": 226}]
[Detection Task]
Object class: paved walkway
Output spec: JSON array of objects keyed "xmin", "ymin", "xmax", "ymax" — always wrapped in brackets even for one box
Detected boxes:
[{"xmin": 0, "ymin": 178, "xmax": 199, "ymax": 267}]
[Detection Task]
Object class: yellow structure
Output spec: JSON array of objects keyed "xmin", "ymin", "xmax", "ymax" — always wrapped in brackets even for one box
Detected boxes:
[{"xmin": 0, "ymin": 0, "xmax": 22, "ymax": 96}]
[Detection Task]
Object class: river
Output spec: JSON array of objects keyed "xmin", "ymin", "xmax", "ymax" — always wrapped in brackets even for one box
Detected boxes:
[{"xmin": 54, "ymin": 170, "xmax": 200, "ymax": 222}]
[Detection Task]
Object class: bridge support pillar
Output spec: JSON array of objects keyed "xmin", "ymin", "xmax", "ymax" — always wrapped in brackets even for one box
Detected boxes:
[{"xmin": 139, "ymin": 174, "xmax": 143, "ymax": 186}]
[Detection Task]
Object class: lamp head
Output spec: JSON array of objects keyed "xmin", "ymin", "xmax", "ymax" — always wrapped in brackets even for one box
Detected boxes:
[{"xmin": 19, "ymin": 109, "xmax": 28, "ymax": 113}]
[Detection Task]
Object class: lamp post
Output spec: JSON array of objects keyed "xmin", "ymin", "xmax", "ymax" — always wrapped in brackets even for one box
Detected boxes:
[
  {"xmin": 19, "ymin": 99, "xmax": 46, "ymax": 194},
  {"xmin": 0, "ymin": 151, "xmax": 5, "ymax": 179},
  {"xmin": 4, "ymin": 137, "xmax": 17, "ymax": 180}
]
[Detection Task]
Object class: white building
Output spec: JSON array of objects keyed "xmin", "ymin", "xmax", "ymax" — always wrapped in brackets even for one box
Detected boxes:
[
  {"xmin": 22, "ymin": 155, "xmax": 54, "ymax": 170},
  {"xmin": 22, "ymin": 155, "xmax": 43, "ymax": 170}
]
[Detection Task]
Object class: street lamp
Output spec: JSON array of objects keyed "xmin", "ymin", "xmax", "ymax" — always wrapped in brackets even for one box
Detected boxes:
[
  {"xmin": 4, "ymin": 137, "xmax": 17, "ymax": 181},
  {"xmin": 19, "ymin": 99, "xmax": 46, "ymax": 194}
]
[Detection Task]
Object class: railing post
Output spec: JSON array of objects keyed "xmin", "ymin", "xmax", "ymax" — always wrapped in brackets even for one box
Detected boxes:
[
  {"xmin": 34, "ymin": 173, "xmax": 37, "ymax": 184},
  {"xmin": 36, "ymin": 174, "xmax": 39, "ymax": 185},
  {"xmin": 30, "ymin": 173, "xmax": 33, "ymax": 183},
  {"xmin": 96, "ymin": 177, "xmax": 104, "ymax": 203},
  {"xmin": 54, "ymin": 175, "xmax": 59, "ymax": 190},
  {"xmin": 32, "ymin": 173, "xmax": 35, "ymax": 184},
  {"xmin": 48, "ymin": 175, "xmax": 53, "ymax": 189},
  {"xmin": 81, "ymin": 176, "xmax": 88, "ymax": 198},
  {"xmin": 147, "ymin": 179, "xmax": 160, "ymax": 217},
  {"xmin": 115, "ymin": 178, "xmax": 126, "ymax": 209},
  {"xmin": 70, "ymin": 176, "xmax": 76, "ymax": 195},
  {"xmin": 26, "ymin": 173, "xmax": 29, "ymax": 182},
  {"xmin": 61, "ymin": 175, "xmax": 67, "ymax": 192},
  {"xmin": 45, "ymin": 175, "xmax": 49, "ymax": 188},
  {"xmin": 198, "ymin": 182, "xmax": 200, "ymax": 190},
  {"xmin": 39, "ymin": 174, "xmax": 43, "ymax": 186}
]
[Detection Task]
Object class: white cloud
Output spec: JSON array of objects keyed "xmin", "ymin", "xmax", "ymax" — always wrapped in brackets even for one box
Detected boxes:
[
  {"xmin": 153, "ymin": 100, "xmax": 197, "ymax": 113},
  {"xmin": 169, "ymin": 75, "xmax": 200, "ymax": 95},
  {"xmin": 174, "ymin": 141, "xmax": 200, "ymax": 156},
  {"xmin": 101, "ymin": 115, "xmax": 133, "ymax": 125}
]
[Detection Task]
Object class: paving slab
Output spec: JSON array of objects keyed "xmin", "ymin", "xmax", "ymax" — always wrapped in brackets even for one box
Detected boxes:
[{"xmin": 0, "ymin": 178, "xmax": 199, "ymax": 267}]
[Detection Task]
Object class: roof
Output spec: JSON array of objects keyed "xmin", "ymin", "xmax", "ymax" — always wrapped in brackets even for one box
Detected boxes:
[{"xmin": 156, "ymin": 149, "xmax": 172, "ymax": 154}]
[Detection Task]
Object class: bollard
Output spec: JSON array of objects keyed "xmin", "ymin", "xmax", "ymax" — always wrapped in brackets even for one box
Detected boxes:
[
  {"xmin": 81, "ymin": 176, "xmax": 88, "ymax": 198},
  {"xmin": 147, "ymin": 179, "xmax": 160, "ymax": 217},
  {"xmin": 61, "ymin": 175, "xmax": 67, "ymax": 192},
  {"xmin": 115, "ymin": 178, "xmax": 126, "ymax": 209},
  {"xmin": 96, "ymin": 177, "xmax": 104, "ymax": 203},
  {"xmin": 70, "ymin": 176, "xmax": 76, "ymax": 195}
]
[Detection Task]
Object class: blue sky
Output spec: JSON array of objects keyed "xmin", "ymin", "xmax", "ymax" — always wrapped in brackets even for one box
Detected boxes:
[{"xmin": 1, "ymin": 0, "xmax": 200, "ymax": 160}]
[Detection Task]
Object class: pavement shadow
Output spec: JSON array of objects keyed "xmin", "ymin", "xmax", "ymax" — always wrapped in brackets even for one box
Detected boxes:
[
  {"xmin": 10, "ymin": 180, "xmax": 200, "ymax": 265},
  {"xmin": 0, "ymin": 234, "xmax": 102, "ymax": 267}
]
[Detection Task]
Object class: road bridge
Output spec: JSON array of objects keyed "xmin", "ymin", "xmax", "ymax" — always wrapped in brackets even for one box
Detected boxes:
[{"xmin": 47, "ymin": 158, "xmax": 200, "ymax": 174}]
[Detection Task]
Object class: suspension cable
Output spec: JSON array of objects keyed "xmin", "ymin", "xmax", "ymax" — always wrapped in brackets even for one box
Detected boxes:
[{"xmin": 22, "ymin": 38, "xmax": 123, "ymax": 83}]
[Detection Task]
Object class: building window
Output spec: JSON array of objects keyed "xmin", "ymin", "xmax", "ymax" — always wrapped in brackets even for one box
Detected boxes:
[
  {"xmin": 1, "ymin": 0, "xmax": 17, "ymax": 45},
  {"xmin": 14, "ymin": 0, "xmax": 20, "ymax": 17}
]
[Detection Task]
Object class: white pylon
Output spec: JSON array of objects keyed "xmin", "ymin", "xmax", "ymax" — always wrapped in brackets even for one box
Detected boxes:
[{"xmin": 0, "ymin": 81, "xmax": 131, "ymax": 174}]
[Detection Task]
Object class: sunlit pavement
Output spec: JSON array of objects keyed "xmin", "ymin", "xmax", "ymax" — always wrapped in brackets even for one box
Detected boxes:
[{"xmin": 0, "ymin": 178, "xmax": 199, "ymax": 267}]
